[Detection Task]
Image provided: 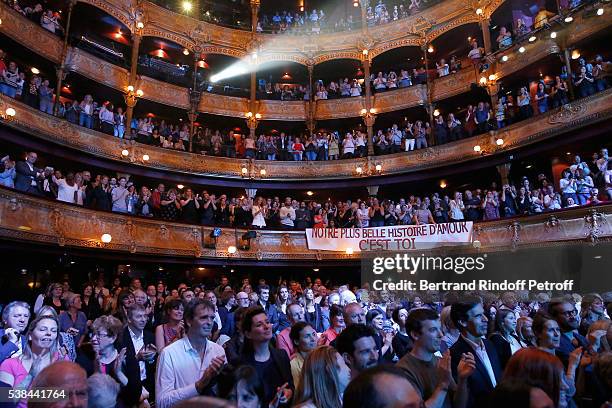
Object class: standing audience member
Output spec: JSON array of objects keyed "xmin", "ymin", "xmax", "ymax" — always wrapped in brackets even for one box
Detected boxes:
[
  {"xmin": 342, "ymin": 365, "xmax": 423, "ymax": 408},
  {"xmin": 156, "ymin": 300, "xmax": 226, "ymax": 407},
  {"xmin": 397, "ymin": 308, "xmax": 475, "ymax": 408},
  {"xmin": 237, "ymin": 306, "xmax": 293, "ymax": 407},
  {"xmin": 119, "ymin": 304, "xmax": 157, "ymax": 406},
  {"xmin": 450, "ymin": 297, "xmax": 503, "ymax": 408},
  {"xmin": 289, "ymin": 322, "xmax": 318, "ymax": 389},
  {"xmin": 293, "ymin": 345, "xmax": 351, "ymax": 408}
]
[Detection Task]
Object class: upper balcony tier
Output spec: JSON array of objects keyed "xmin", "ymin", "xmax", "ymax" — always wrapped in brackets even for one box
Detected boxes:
[
  {"xmin": 1, "ymin": 188, "xmax": 610, "ymax": 263},
  {"xmin": 76, "ymin": 0, "xmax": 498, "ymax": 64},
  {"xmin": 2, "ymin": 89, "xmax": 611, "ymax": 183},
  {"xmin": 1, "ymin": 1, "xmax": 609, "ymax": 119}
]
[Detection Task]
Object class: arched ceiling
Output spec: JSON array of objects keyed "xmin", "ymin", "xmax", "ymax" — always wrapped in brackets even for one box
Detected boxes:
[{"xmin": 76, "ymin": 0, "xmax": 507, "ymax": 66}]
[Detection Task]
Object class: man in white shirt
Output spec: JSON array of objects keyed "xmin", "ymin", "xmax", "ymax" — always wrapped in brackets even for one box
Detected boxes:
[
  {"xmin": 156, "ymin": 299, "xmax": 226, "ymax": 408},
  {"xmin": 279, "ymin": 197, "xmax": 296, "ymax": 229}
]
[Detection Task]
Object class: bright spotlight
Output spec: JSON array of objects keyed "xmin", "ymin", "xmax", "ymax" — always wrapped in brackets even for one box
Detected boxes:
[
  {"xmin": 210, "ymin": 62, "xmax": 249, "ymax": 83},
  {"xmin": 182, "ymin": 1, "xmax": 192, "ymax": 12}
]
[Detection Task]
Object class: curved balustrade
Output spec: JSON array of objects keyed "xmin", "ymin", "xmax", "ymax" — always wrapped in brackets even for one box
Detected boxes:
[
  {"xmin": 2, "ymin": 89, "xmax": 611, "ymax": 181},
  {"xmin": 1, "ymin": 189, "xmax": 610, "ymax": 261},
  {"xmin": 1, "ymin": 2, "xmax": 609, "ymax": 121},
  {"xmin": 78, "ymin": 0, "xmax": 499, "ymax": 65}
]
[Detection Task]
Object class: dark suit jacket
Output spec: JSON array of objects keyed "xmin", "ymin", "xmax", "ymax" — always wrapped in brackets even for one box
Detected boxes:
[
  {"xmin": 488, "ymin": 333, "xmax": 521, "ymax": 370},
  {"xmin": 117, "ymin": 327, "xmax": 156, "ymax": 401},
  {"xmin": 14, "ymin": 161, "xmax": 39, "ymax": 192},
  {"xmin": 75, "ymin": 342, "xmax": 141, "ymax": 407},
  {"xmin": 0, "ymin": 329, "xmax": 27, "ymax": 363},
  {"xmin": 557, "ymin": 330, "xmax": 588, "ymax": 368},
  {"xmin": 218, "ymin": 307, "xmax": 235, "ymax": 338},
  {"xmin": 450, "ymin": 336, "xmax": 502, "ymax": 408}
]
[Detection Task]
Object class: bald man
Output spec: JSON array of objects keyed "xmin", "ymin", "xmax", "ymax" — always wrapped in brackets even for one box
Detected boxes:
[
  {"xmin": 344, "ymin": 302, "xmax": 366, "ymax": 326},
  {"xmin": 29, "ymin": 361, "xmax": 88, "ymax": 408},
  {"xmin": 343, "ymin": 365, "xmax": 422, "ymax": 408}
]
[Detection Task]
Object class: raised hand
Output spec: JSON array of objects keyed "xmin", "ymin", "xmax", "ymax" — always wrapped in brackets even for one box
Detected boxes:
[
  {"xmin": 196, "ymin": 355, "xmax": 225, "ymax": 392},
  {"xmin": 436, "ymin": 350, "xmax": 454, "ymax": 389},
  {"xmin": 457, "ymin": 352, "xmax": 476, "ymax": 380}
]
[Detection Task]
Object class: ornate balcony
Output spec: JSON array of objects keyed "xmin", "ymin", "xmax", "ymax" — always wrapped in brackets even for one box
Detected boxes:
[
  {"xmin": 78, "ymin": 0, "xmax": 497, "ymax": 65},
  {"xmin": 1, "ymin": 89, "xmax": 611, "ymax": 181},
  {"xmin": 1, "ymin": 1, "xmax": 609, "ymax": 120},
  {"xmin": 1, "ymin": 189, "xmax": 610, "ymax": 262}
]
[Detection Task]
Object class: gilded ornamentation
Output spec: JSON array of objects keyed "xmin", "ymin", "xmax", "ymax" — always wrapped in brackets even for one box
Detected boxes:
[
  {"xmin": 584, "ymin": 209, "xmax": 606, "ymax": 245},
  {"xmin": 159, "ymin": 224, "xmax": 169, "ymax": 238},
  {"xmin": 8, "ymin": 198, "xmax": 20, "ymax": 212},
  {"xmin": 416, "ymin": 147, "xmax": 440, "ymax": 162},
  {"xmin": 2, "ymin": 88, "xmax": 611, "ymax": 180},
  {"xmin": 507, "ymin": 221, "xmax": 521, "ymax": 251},
  {"xmin": 191, "ymin": 227, "xmax": 203, "ymax": 257},
  {"xmin": 548, "ymin": 103, "xmax": 587, "ymax": 124},
  {"xmin": 0, "ymin": 187, "xmax": 611, "ymax": 260},
  {"xmin": 49, "ymin": 208, "xmax": 66, "ymax": 246}
]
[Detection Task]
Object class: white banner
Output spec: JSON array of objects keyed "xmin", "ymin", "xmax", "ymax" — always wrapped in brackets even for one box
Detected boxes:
[{"xmin": 305, "ymin": 222, "xmax": 473, "ymax": 252}]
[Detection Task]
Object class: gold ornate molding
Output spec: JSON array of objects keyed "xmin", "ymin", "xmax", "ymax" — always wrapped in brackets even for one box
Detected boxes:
[
  {"xmin": 2, "ymin": 89, "xmax": 610, "ymax": 180},
  {"xmin": 1, "ymin": 189, "xmax": 610, "ymax": 260},
  {"xmin": 77, "ymin": 0, "xmax": 497, "ymax": 65}
]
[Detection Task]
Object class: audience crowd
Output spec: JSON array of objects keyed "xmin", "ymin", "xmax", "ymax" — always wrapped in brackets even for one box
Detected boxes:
[
  {"xmin": 2, "ymin": 37, "xmax": 609, "ymax": 161},
  {"xmin": 0, "ymin": 273, "xmax": 611, "ymax": 408},
  {"xmin": 5, "ymin": 0, "xmax": 65, "ymax": 36},
  {"xmin": 2, "ymin": 147, "xmax": 611, "ymax": 229}
]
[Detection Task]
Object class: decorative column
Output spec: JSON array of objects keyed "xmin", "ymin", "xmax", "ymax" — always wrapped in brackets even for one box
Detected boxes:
[
  {"xmin": 306, "ymin": 63, "xmax": 316, "ymax": 136},
  {"xmin": 362, "ymin": 50, "xmax": 376, "ymax": 156},
  {"xmin": 247, "ymin": 0, "xmax": 260, "ymax": 139},
  {"xmin": 53, "ymin": 0, "xmax": 77, "ymax": 116},
  {"xmin": 422, "ymin": 43, "xmax": 435, "ymax": 146},
  {"xmin": 188, "ymin": 50, "xmax": 201, "ymax": 152},
  {"xmin": 125, "ymin": 25, "xmax": 143, "ymax": 131},
  {"xmin": 496, "ymin": 163, "xmax": 511, "ymax": 186},
  {"xmin": 366, "ymin": 185, "xmax": 379, "ymax": 197},
  {"xmin": 486, "ymin": 78, "xmax": 500, "ymax": 110},
  {"xmin": 480, "ymin": 17, "xmax": 492, "ymax": 55}
]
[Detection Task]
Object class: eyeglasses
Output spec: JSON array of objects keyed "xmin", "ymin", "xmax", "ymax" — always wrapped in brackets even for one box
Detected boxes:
[
  {"xmin": 90, "ymin": 332, "xmax": 112, "ymax": 338},
  {"xmin": 559, "ymin": 309, "xmax": 577, "ymax": 317}
]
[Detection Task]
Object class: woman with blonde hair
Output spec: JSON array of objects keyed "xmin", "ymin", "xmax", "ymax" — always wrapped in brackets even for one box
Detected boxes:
[
  {"xmin": 294, "ymin": 345, "xmax": 351, "ymax": 408},
  {"xmin": 579, "ymin": 293, "xmax": 606, "ymax": 335},
  {"xmin": 0, "ymin": 314, "xmax": 67, "ymax": 408}
]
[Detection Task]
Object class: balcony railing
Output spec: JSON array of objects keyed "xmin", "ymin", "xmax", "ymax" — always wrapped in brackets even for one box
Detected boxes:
[
  {"xmin": 0, "ymin": 189, "xmax": 610, "ymax": 261},
  {"xmin": 1, "ymin": 89, "xmax": 610, "ymax": 181}
]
